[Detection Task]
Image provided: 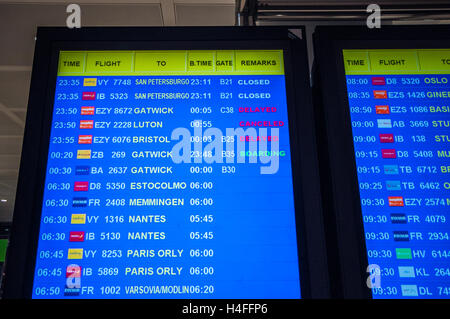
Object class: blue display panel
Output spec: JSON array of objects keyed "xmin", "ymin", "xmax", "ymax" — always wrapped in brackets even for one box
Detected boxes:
[
  {"xmin": 31, "ymin": 50, "xmax": 301, "ymax": 299},
  {"xmin": 344, "ymin": 49, "xmax": 450, "ymax": 299}
]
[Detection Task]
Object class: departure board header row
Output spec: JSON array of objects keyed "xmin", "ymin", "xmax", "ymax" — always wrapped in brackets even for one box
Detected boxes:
[
  {"xmin": 344, "ymin": 49, "xmax": 450, "ymax": 74},
  {"xmin": 58, "ymin": 50, "xmax": 284, "ymax": 76}
]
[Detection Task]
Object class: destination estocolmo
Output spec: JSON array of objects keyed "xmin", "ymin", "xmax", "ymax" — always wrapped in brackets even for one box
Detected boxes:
[{"xmin": 129, "ymin": 181, "xmax": 186, "ymax": 190}]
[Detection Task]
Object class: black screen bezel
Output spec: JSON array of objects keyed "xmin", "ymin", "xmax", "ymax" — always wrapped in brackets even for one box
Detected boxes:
[
  {"xmin": 2, "ymin": 26, "xmax": 329, "ymax": 299},
  {"xmin": 312, "ymin": 25, "xmax": 450, "ymax": 299}
]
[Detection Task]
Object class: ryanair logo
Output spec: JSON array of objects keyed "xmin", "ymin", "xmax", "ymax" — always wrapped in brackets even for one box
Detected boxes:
[
  {"xmin": 72, "ymin": 197, "xmax": 88, "ymax": 207},
  {"xmin": 393, "ymin": 231, "xmax": 410, "ymax": 242},
  {"xmin": 390, "ymin": 213, "xmax": 407, "ymax": 224}
]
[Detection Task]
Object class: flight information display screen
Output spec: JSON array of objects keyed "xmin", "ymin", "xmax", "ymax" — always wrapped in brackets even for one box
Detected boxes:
[
  {"xmin": 31, "ymin": 50, "xmax": 301, "ymax": 299},
  {"xmin": 343, "ymin": 49, "xmax": 450, "ymax": 299}
]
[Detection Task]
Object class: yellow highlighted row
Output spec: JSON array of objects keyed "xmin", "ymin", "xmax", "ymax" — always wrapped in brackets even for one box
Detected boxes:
[
  {"xmin": 58, "ymin": 50, "xmax": 284, "ymax": 75},
  {"xmin": 343, "ymin": 49, "xmax": 450, "ymax": 74}
]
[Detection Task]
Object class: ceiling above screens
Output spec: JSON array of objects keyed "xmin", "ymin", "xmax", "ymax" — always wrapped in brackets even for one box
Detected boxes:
[
  {"xmin": 237, "ymin": 0, "xmax": 450, "ymax": 24},
  {"xmin": 0, "ymin": 0, "xmax": 235, "ymax": 222}
]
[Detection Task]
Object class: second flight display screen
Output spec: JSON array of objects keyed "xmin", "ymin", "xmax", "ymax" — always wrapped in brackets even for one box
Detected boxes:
[
  {"xmin": 344, "ymin": 49, "xmax": 450, "ymax": 299},
  {"xmin": 31, "ymin": 50, "xmax": 301, "ymax": 299}
]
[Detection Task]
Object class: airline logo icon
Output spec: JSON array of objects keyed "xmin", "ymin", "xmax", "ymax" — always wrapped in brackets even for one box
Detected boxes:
[
  {"xmin": 377, "ymin": 119, "xmax": 392, "ymax": 128},
  {"xmin": 398, "ymin": 266, "xmax": 415, "ymax": 278},
  {"xmin": 78, "ymin": 135, "xmax": 92, "ymax": 144},
  {"xmin": 401, "ymin": 285, "xmax": 418, "ymax": 297},
  {"xmin": 80, "ymin": 120, "xmax": 93, "ymax": 129},
  {"xmin": 384, "ymin": 165, "xmax": 399, "ymax": 175},
  {"xmin": 382, "ymin": 149, "xmax": 397, "ymax": 159},
  {"xmin": 82, "ymin": 92, "xmax": 96, "ymax": 100},
  {"xmin": 394, "ymin": 231, "xmax": 410, "ymax": 241},
  {"xmin": 390, "ymin": 213, "xmax": 407, "ymax": 224},
  {"xmin": 72, "ymin": 197, "xmax": 88, "ymax": 207},
  {"xmin": 67, "ymin": 248, "xmax": 83, "ymax": 259},
  {"xmin": 372, "ymin": 77, "xmax": 386, "ymax": 85},
  {"xmin": 71, "ymin": 214, "xmax": 86, "ymax": 224},
  {"xmin": 64, "ymin": 282, "xmax": 81, "ymax": 296},
  {"xmin": 375, "ymin": 105, "xmax": 390, "ymax": 114},
  {"xmin": 77, "ymin": 150, "xmax": 91, "ymax": 159},
  {"xmin": 81, "ymin": 106, "xmax": 95, "ymax": 115},
  {"xmin": 83, "ymin": 78, "xmax": 97, "ymax": 86},
  {"xmin": 380, "ymin": 133, "xmax": 394, "ymax": 143},
  {"xmin": 75, "ymin": 166, "xmax": 90, "ymax": 175},
  {"xmin": 373, "ymin": 90, "xmax": 387, "ymax": 99},
  {"xmin": 66, "ymin": 264, "xmax": 81, "ymax": 278},
  {"xmin": 69, "ymin": 231, "xmax": 85, "ymax": 242},
  {"xmin": 65, "ymin": 264, "xmax": 81, "ymax": 296},
  {"xmin": 396, "ymin": 248, "xmax": 412, "ymax": 259},
  {"xmin": 74, "ymin": 181, "xmax": 89, "ymax": 192},
  {"xmin": 386, "ymin": 180, "xmax": 401, "ymax": 191},
  {"xmin": 389, "ymin": 196, "xmax": 404, "ymax": 207}
]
